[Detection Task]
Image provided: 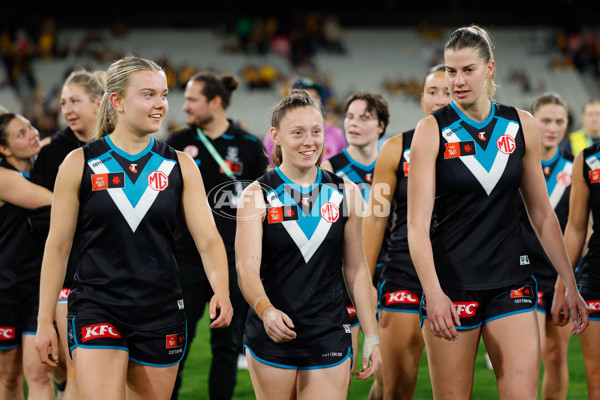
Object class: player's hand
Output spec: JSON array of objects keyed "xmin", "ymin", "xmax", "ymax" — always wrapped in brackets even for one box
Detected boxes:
[
  {"xmin": 425, "ymin": 290, "xmax": 460, "ymax": 341},
  {"xmin": 261, "ymin": 307, "xmax": 296, "ymax": 343},
  {"xmin": 35, "ymin": 322, "xmax": 59, "ymax": 367},
  {"xmin": 565, "ymin": 287, "xmax": 589, "ymax": 335},
  {"xmin": 355, "ymin": 334, "xmax": 381, "ymax": 381},
  {"xmin": 550, "ymin": 285, "xmax": 570, "ymax": 326},
  {"xmin": 208, "ymin": 293, "xmax": 233, "ymax": 328}
]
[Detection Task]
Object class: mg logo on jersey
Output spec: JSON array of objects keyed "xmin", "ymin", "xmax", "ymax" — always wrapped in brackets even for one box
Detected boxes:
[
  {"xmin": 586, "ymin": 300, "xmax": 600, "ymax": 313},
  {"xmin": 81, "ymin": 323, "xmax": 121, "ymax": 342},
  {"xmin": 497, "ymin": 134, "xmax": 516, "ymax": 154},
  {"xmin": 453, "ymin": 302, "xmax": 478, "ymax": 317},
  {"xmin": 320, "ymin": 202, "xmax": 340, "ymax": 223},
  {"xmin": 0, "ymin": 327, "xmax": 15, "ymax": 340},
  {"xmin": 148, "ymin": 171, "xmax": 169, "ymax": 191},
  {"xmin": 385, "ymin": 290, "xmax": 419, "ymax": 305},
  {"xmin": 556, "ymin": 171, "xmax": 571, "ymax": 187}
]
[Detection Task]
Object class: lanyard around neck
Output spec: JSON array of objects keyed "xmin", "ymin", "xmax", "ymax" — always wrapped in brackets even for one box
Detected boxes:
[{"xmin": 196, "ymin": 128, "xmax": 235, "ymax": 180}]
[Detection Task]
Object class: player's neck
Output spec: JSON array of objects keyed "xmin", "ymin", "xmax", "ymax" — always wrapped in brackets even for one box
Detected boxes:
[
  {"xmin": 5, "ymin": 155, "xmax": 32, "ymax": 174},
  {"xmin": 200, "ymin": 116, "xmax": 229, "ymax": 140},
  {"xmin": 587, "ymin": 128, "xmax": 600, "ymax": 138},
  {"xmin": 108, "ymin": 129, "xmax": 152, "ymax": 155},
  {"xmin": 346, "ymin": 142, "xmax": 378, "ymax": 166},
  {"xmin": 541, "ymin": 146, "xmax": 558, "ymax": 162},
  {"xmin": 278, "ymin": 163, "xmax": 319, "ymax": 188},
  {"xmin": 456, "ymin": 97, "xmax": 492, "ymax": 123},
  {"xmin": 73, "ymin": 126, "xmax": 95, "ymax": 143}
]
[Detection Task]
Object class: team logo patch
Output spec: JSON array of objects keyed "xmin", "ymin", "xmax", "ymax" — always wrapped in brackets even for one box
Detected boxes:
[
  {"xmin": 346, "ymin": 306, "xmax": 356, "ymax": 318},
  {"xmin": 147, "ymin": 170, "xmax": 169, "ymax": 191},
  {"xmin": 0, "ymin": 327, "xmax": 15, "ymax": 340},
  {"xmin": 497, "ymin": 134, "xmax": 516, "ymax": 154},
  {"xmin": 590, "ymin": 169, "xmax": 600, "ymax": 184},
  {"xmin": 510, "ymin": 286, "xmax": 534, "ymax": 299},
  {"xmin": 166, "ymin": 333, "xmax": 185, "ymax": 349},
  {"xmin": 385, "ymin": 290, "xmax": 419, "ymax": 305},
  {"xmin": 453, "ymin": 302, "xmax": 478, "ymax": 317},
  {"xmin": 221, "ymin": 160, "xmax": 243, "ymax": 175},
  {"xmin": 81, "ymin": 323, "xmax": 121, "ymax": 342},
  {"xmin": 320, "ymin": 202, "xmax": 340, "ymax": 223},
  {"xmin": 520, "ymin": 255, "xmax": 530, "ymax": 265},
  {"xmin": 444, "ymin": 140, "xmax": 476, "ymax": 159},
  {"xmin": 91, "ymin": 172, "xmax": 125, "ymax": 191},
  {"xmin": 267, "ymin": 205, "xmax": 299, "ymax": 223},
  {"xmin": 586, "ymin": 300, "xmax": 600, "ymax": 313}
]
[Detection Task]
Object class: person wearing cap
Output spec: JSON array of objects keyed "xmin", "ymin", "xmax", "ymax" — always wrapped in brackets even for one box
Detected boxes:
[{"xmin": 263, "ymin": 77, "xmax": 347, "ymax": 162}]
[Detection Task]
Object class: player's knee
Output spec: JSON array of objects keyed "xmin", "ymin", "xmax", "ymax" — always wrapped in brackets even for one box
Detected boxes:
[
  {"xmin": 0, "ymin": 370, "xmax": 22, "ymax": 393},
  {"xmin": 23, "ymin": 363, "xmax": 52, "ymax": 388}
]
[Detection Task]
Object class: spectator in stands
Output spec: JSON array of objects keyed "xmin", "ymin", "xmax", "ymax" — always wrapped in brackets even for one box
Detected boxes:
[{"xmin": 561, "ymin": 99, "xmax": 600, "ymax": 155}]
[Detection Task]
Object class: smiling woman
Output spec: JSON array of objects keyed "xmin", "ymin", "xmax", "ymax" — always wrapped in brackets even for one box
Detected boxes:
[
  {"xmin": 235, "ymin": 89, "xmax": 381, "ymax": 400},
  {"xmin": 407, "ymin": 25, "xmax": 588, "ymax": 399},
  {"xmin": 0, "ymin": 113, "xmax": 54, "ymax": 399},
  {"xmin": 35, "ymin": 55, "xmax": 232, "ymax": 400}
]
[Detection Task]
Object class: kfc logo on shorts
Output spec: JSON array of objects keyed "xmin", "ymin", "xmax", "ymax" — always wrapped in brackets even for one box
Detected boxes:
[
  {"xmin": 346, "ymin": 306, "xmax": 357, "ymax": 318},
  {"xmin": 148, "ymin": 171, "xmax": 169, "ymax": 191},
  {"xmin": 497, "ymin": 135, "xmax": 516, "ymax": 154},
  {"xmin": 0, "ymin": 327, "xmax": 16, "ymax": 340},
  {"xmin": 590, "ymin": 169, "xmax": 600, "ymax": 184},
  {"xmin": 81, "ymin": 323, "xmax": 121, "ymax": 342},
  {"xmin": 320, "ymin": 202, "xmax": 340, "ymax": 223},
  {"xmin": 537, "ymin": 291, "xmax": 544, "ymax": 306},
  {"xmin": 385, "ymin": 290, "xmax": 419, "ymax": 305},
  {"xmin": 453, "ymin": 302, "xmax": 478, "ymax": 317},
  {"xmin": 58, "ymin": 288, "xmax": 71, "ymax": 301},
  {"xmin": 166, "ymin": 333, "xmax": 185, "ymax": 349},
  {"xmin": 586, "ymin": 300, "xmax": 600, "ymax": 313},
  {"xmin": 403, "ymin": 162, "xmax": 410, "ymax": 177}
]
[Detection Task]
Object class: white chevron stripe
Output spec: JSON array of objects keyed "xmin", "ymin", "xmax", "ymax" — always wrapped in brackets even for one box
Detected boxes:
[
  {"xmin": 548, "ymin": 162, "xmax": 573, "ymax": 209},
  {"xmin": 267, "ymin": 189, "xmax": 343, "ymax": 263},
  {"xmin": 442, "ymin": 121, "xmax": 519, "ymax": 195},
  {"xmin": 88, "ymin": 159, "xmax": 176, "ymax": 232}
]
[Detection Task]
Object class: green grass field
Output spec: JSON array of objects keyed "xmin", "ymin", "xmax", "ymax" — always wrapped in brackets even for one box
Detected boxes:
[{"xmin": 177, "ymin": 308, "xmax": 589, "ymax": 399}]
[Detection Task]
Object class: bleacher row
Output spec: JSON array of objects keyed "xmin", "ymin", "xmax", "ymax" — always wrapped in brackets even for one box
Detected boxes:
[{"xmin": 0, "ymin": 27, "xmax": 592, "ymax": 139}]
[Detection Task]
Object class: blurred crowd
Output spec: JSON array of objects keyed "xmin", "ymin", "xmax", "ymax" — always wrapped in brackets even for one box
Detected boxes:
[{"xmin": 1, "ymin": 14, "xmax": 600, "ymax": 140}]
